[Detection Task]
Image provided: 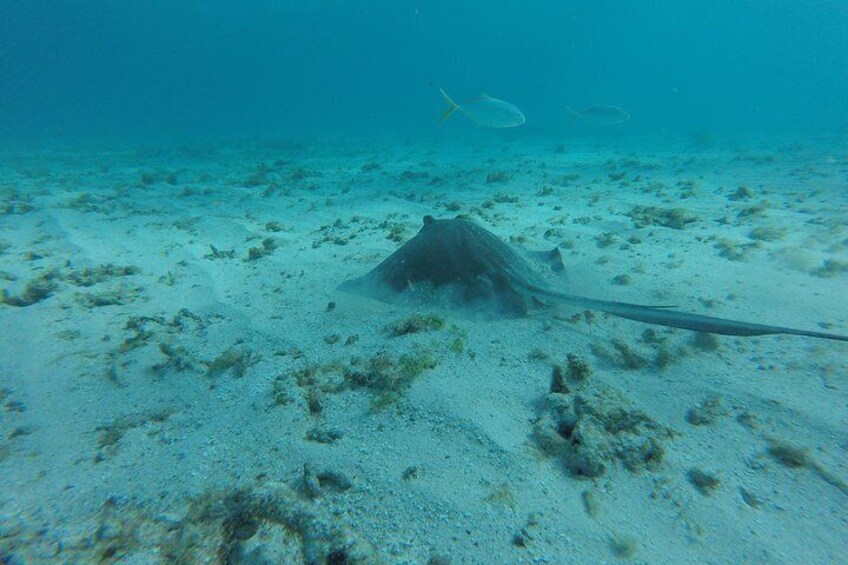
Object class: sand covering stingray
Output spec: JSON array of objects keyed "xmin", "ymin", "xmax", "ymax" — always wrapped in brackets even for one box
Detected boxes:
[{"xmin": 339, "ymin": 216, "xmax": 848, "ymax": 342}]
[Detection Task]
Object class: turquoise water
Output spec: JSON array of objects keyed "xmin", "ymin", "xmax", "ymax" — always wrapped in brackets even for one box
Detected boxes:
[
  {"xmin": 2, "ymin": 1, "xmax": 846, "ymax": 144},
  {"xmin": 1, "ymin": 2, "xmax": 847, "ymax": 564}
]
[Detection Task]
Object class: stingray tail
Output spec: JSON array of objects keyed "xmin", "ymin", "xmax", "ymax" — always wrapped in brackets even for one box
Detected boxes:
[{"xmin": 532, "ymin": 285, "xmax": 848, "ymax": 342}]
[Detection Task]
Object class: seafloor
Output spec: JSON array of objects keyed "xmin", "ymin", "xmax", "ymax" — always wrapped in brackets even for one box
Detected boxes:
[{"xmin": 1, "ymin": 134, "xmax": 846, "ymax": 564}]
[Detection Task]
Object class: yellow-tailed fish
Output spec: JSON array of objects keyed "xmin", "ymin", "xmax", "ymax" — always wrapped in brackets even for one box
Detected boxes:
[{"xmin": 439, "ymin": 88, "xmax": 525, "ymax": 128}]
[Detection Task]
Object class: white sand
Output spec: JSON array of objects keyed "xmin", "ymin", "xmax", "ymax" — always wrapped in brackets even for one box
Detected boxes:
[{"xmin": 1, "ymin": 135, "xmax": 846, "ymax": 563}]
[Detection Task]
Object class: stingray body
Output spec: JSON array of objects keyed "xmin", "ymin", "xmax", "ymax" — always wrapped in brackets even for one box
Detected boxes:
[{"xmin": 339, "ymin": 216, "xmax": 848, "ymax": 342}]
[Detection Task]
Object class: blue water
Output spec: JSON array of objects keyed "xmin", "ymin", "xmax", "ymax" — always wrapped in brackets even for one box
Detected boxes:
[
  {"xmin": 2, "ymin": 1, "xmax": 847, "ymax": 145},
  {"xmin": 2, "ymin": 3, "xmax": 848, "ymax": 563}
]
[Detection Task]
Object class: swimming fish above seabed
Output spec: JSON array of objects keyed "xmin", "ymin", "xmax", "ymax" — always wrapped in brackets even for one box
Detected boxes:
[
  {"xmin": 438, "ymin": 87, "xmax": 526, "ymax": 128},
  {"xmin": 339, "ymin": 216, "xmax": 848, "ymax": 343},
  {"xmin": 568, "ymin": 105, "xmax": 631, "ymax": 126}
]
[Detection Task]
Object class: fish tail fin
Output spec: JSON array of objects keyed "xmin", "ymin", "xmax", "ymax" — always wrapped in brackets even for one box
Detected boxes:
[
  {"xmin": 438, "ymin": 87, "xmax": 459, "ymax": 124},
  {"xmin": 566, "ymin": 106, "xmax": 580, "ymax": 123}
]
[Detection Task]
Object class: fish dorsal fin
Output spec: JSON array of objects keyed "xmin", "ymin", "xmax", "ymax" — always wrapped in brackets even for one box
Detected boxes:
[{"xmin": 465, "ymin": 94, "xmax": 493, "ymax": 104}]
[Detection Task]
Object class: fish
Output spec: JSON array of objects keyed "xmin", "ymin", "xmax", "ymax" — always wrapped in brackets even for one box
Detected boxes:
[
  {"xmin": 568, "ymin": 105, "xmax": 631, "ymax": 126},
  {"xmin": 438, "ymin": 88, "xmax": 526, "ymax": 128},
  {"xmin": 339, "ymin": 216, "xmax": 848, "ymax": 342}
]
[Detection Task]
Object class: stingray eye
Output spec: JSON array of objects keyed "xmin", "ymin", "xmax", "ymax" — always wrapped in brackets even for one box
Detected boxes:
[{"xmin": 423, "ymin": 215, "xmax": 435, "ymax": 225}]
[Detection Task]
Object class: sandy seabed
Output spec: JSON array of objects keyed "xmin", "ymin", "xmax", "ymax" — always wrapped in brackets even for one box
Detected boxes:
[{"xmin": 1, "ymin": 134, "xmax": 846, "ymax": 564}]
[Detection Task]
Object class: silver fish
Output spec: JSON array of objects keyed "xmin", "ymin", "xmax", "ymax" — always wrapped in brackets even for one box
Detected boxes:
[
  {"xmin": 439, "ymin": 88, "xmax": 526, "ymax": 128},
  {"xmin": 568, "ymin": 105, "xmax": 630, "ymax": 126}
]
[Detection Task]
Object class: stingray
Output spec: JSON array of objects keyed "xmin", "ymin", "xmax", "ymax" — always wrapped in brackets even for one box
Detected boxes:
[{"xmin": 338, "ymin": 216, "xmax": 848, "ymax": 342}]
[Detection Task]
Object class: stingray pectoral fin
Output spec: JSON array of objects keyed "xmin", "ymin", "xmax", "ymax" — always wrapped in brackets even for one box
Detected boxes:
[
  {"xmin": 336, "ymin": 278, "xmax": 360, "ymax": 293},
  {"xmin": 525, "ymin": 247, "xmax": 566, "ymax": 273},
  {"xmin": 533, "ymin": 286, "xmax": 848, "ymax": 342}
]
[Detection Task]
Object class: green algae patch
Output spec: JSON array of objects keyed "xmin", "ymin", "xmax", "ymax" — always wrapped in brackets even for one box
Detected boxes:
[
  {"xmin": 685, "ymin": 395, "xmax": 728, "ymax": 426},
  {"xmin": 609, "ymin": 532, "xmax": 638, "ymax": 559},
  {"xmin": 581, "ymin": 489, "xmax": 601, "ymax": 518},
  {"xmin": 285, "ymin": 348, "xmax": 441, "ymax": 416},
  {"xmin": 591, "ymin": 340, "xmax": 650, "ymax": 370},
  {"xmin": 1, "ymin": 272, "xmax": 60, "ymax": 306},
  {"xmin": 344, "ymin": 351, "xmax": 438, "ymax": 411},
  {"xmin": 3, "ymin": 264, "xmax": 141, "ymax": 307},
  {"xmin": 386, "ymin": 313, "xmax": 445, "ymax": 336},
  {"xmin": 95, "ymin": 408, "xmax": 174, "ymax": 457},
  {"xmin": 76, "ymin": 286, "xmax": 144, "ymax": 308},
  {"xmin": 714, "ymin": 238, "xmax": 758, "ymax": 261},
  {"xmin": 813, "ymin": 259, "xmax": 848, "ymax": 278},
  {"xmin": 118, "ymin": 325, "xmax": 155, "ymax": 354},
  {"xmin": 205, "ymin": 346, "xmax": 260, "ymax": 378},
  {"xmin": 484, "ymin": 483, "xmax": 517, "ymax": 509},
  {"xmin": 533, "ymin": 383, "xmax": 675, "ymax": 478},
  {"xmin": 765, "ymin": 438, "xmax": 848, "ymax": 495},
  {"xmin": 551, "ymin": 353, "xmax": 592, "ymax": 394},
  {"xmin": 628, "ymin": 205, "xmax": 697, "ymax": 230},
  {"xmin": 565, "ymin": 353, "xmax": 591, "ymax": 380},
  {"xmin": 0, "ymin": 479, "xmax": 377, "ymax": 564},
  {"xmin": 591, "ymin": 331, "xmax": 704, "ymax": 370},
  {"xmin": 153, "ymin": 342, "xmax": 195, "ymax": 374},
  {"xmin": 204, "ymin": 244, "xmax": 236, "ymax": 260},
  {"xmin": 749, "ymin": 226, "xmax": 786, "ymax": 241},
  {"xmin": 246, "ymin": 237, "xmax": 279, "ymax": 261},
  {"xmin": 688, "ymin": 468, "xmax": 721, "ymax": 495},
  {"xmin": 65, "ymin": 264, "xmax": 141, "ymax": 287}
]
